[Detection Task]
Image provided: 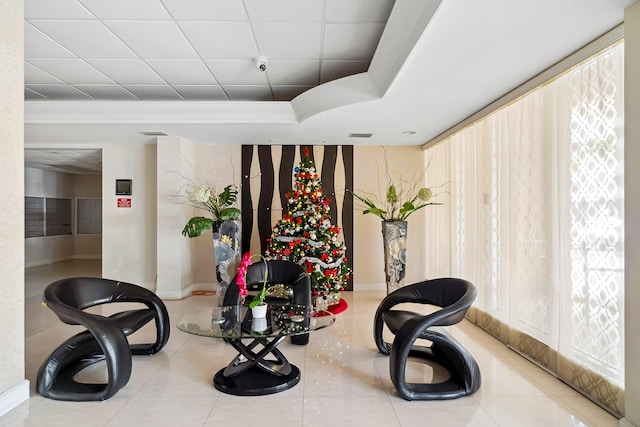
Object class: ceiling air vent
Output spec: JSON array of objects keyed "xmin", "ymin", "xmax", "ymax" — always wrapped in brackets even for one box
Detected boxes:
[
  {"xmin": 139, "ymin": 131, "xmax": 168, "ymax": 136},
  {"xmin": 348, "ymin": 133, "xmax": 373, "ymax": 138}
]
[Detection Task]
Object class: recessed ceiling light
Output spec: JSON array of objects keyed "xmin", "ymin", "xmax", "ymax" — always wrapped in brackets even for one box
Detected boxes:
[{"xmin": 402, "ymin": 131, "xmax": 416, "ymax": 135}]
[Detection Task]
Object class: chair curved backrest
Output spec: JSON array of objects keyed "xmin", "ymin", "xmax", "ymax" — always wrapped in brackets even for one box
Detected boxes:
[
  {"xmin": 374, "ymin": 278, "xmax": 477, "ymax": 354},
  {"xmin": 223, "ymin": 259, "xmax": 311, "ymax": 344},
  {"xmin": 223, "ymin": 259, "xmax": 311, "ymax": 307},
  {"xmin": 373, "ymin": 278, "xmax": 481, "ymax": 400},
  {"xmin": 37, "ymin": 277, "xmax": 170, "ymax": 401}
]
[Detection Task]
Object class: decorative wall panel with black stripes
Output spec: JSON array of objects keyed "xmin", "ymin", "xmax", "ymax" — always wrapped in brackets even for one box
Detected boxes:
[{"xmin": 241, "ymin": 145, "xmax": 353, "ymax": 290}]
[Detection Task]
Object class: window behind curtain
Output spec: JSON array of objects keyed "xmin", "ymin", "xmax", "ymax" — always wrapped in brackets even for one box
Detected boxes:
[{"xmin": 425, "ymin": 42, "xmax": 625, "ymax": 414}]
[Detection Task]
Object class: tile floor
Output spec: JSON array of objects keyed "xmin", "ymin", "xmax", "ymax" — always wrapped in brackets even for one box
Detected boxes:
[{"xmin": 0, "ymin": 260, "xmax": 621, "ymax": 427}]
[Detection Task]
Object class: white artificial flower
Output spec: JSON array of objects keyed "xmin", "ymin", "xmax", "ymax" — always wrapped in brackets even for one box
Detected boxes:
[{"xmin": 192, "ymin": 185, "xmax": 211, "ymax": 203}]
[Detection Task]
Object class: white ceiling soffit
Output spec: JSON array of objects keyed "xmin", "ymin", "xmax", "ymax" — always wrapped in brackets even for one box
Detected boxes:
[
  {"xmin": 25, "ymin": 0, "xmax": 634, "ymax": 148},
  {"xmin": 24, "ymin": 148, "xmax": 102, "ymax": 174}
]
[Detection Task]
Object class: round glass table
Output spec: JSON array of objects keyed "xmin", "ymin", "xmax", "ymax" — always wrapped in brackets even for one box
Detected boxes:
[{"xmin": 177, "ymin": 304, "xmax": 335, "ymax": 396}]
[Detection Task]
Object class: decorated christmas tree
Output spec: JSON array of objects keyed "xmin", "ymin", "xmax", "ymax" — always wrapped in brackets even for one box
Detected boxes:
[{"xmin": 265, "ymin": 151, "xmax": 351, "ymax": 309}]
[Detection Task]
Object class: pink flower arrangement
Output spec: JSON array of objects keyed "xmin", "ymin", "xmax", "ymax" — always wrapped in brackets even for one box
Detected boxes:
[
  {"xmin": 236, "ymin": 252, "xmax": 269, "ymax": 308},
  {"xmin": 236, "ymin": 252, "xmax": 252, "ymax": 302}
]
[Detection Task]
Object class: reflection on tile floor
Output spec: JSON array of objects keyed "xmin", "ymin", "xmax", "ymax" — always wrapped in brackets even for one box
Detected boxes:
[{"xmin": 1, "ymin": 260, "xmax": 620, "ymax": 427}]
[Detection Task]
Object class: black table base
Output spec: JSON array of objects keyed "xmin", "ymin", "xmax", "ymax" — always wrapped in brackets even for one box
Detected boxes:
[
  {"xmin": 214, "ymin": 334, "xmax": 301, "ymax": 396},
  {"xmin": 213, "ymin": 365, "xmax": 300, "ymax": 396}
]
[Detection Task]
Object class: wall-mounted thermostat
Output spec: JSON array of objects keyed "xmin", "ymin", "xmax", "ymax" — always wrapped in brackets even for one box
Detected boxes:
[{"xmin": 116, "ymin": 179, "xmax": 132, "ymax": 195}]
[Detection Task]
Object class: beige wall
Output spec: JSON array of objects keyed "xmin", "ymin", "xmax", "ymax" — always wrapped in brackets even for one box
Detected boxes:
[
  {"xmin": 150, "ymin": 142, "xmax": 430, "ymax": 298},
  {"xmin": 74, "ymin": 173, "xmax": 102, "ymax": 196},
  {"xmin": 624, "ymin": 2, "xmax": 640, "ymax": 426},
  {"xmin": 0, "ymin": 0, "xmax": 27, "ymax": 415},
  {"xmin": 149, "ymin": 141, "xmax": 432, "ymax": 296},
  {"xmin": 155, "ymin": 138, "xmax": 243, "ymax": 299},
  {"xmin": 102, "ymin": 142, "xmax": 157, "ymax": 288},
  {"xmin": 353, "ymin": 145, "xmax": 430, "ymax": 289}
]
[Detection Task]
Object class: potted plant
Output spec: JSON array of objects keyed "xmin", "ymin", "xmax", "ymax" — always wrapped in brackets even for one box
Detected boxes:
[
  {"xmin": 236, "ymin": 252, "xmax": 269, "ymax": 318},
  {"xmin": 352, "ymin": 150, "xmax": 442, "ymax": 293},
  {"xmin": 181, "ymin": 183, "xmax": 241, "ymax": 238},
  {"xmin": 180, "ymin": 181, "xmax": 242, "ymax": 302}
]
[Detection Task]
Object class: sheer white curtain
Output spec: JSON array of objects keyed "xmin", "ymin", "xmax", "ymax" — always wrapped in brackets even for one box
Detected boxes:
[
  {"xmin": 559, "ymin": 44, "xmax": 625, "ymax": 384},
  {"xmin": 425, "ymin": 141, "xmax": 451, "ymax": 278},
  {"xmin": 425, "ymin": 43, "xmax": 625, "ymax": 409}
]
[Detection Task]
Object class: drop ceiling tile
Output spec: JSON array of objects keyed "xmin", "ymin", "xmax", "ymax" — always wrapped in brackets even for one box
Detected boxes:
[
  {"xmin": 179, "ymin": 22, "xmax": 258, "ymax": 59},
  {"xmin": 162, "ymin": 0, "xmax": 247, "ymax": 20},
  {"xmin": 106, "ymin": 21, "xmax": 198, "ymax": 59},
  {"xmin": 25, "ymin": 84, "xmax": 93, "ymax": 99},
  {"xmin": 29, "ymin": 20, "xmax": 137, "ymax": 58},
  {"xmin": 323, "ymin": 23, "xmax": 385, "ymax": 60},
  {"xmin": 173, "ymin": 85, "xmax": 229, "ymax": 100},
  {"xmin": 25, "ymin": 23, "xmax": 76, "ymax": 58},
  {"xmin": 320, "ymin": 60, "xmax": 370, "ymax": 83},
  {"xmin": 266, "ymin": 60, "xmax": 319, "ymax": 85},
  {"xmin": 25, "ymin": 62, "xmax": 64, "ymax": 84},
  {"xmin": 272, "ymin": 85, "xmax": 313, "ymax": 101},
  {"xmin": 79, "ymin": 0, "xmax": 171, "ymax": 19},
  {"xmin": 25, "ymin": 0, "xmax": 94, "ymax": 19},
  {"xmin": 146, "ymin": 59, "xmax": 217, "ymax": 85},
  {"xmin": 72, "ymin": 85, "xmax": 138, "ymax": 100},
  {"xmin": 27, "ymin": 59, "xmax": 114, "ymax": 84},
  {"xmin": 222, "ymin": 85, "xmax": 273, "ymax": 101},
  {"xmin": 252, "ymin": 23, "xmax": 322, "ymax": 59},
  {"xmin": 85, "ymin": 59, "xmax": 165, "ymax": 84},
  {"xmin": 244, "ymin": 0, "xmax": 323, "ymax": 22},
  {"xmin": 25, "ymin": 87, "xmax": 49, "ymax": 100},
  {"xmin": 123, "ymin": 85, "xmax": 184, "ymax": 100},
  {"xmin": 205, "ymin": 60, "xmax": 268, "ymax": 85},
  {"xmin": 325, "ymin": 0, "xmax": 395, "ymax": 22}
]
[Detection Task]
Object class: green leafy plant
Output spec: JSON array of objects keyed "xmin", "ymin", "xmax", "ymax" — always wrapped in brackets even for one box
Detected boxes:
[
  {"xmin": 353, "ymin": 186, "xmax": 437, "ymax": 221},
  {"xmin": 352, "ymin": 148, "xmax": 442, "ymax": 221},
  {"xmin": 181, "ymin": 183, "xmax": 241, "ymax": 238}
]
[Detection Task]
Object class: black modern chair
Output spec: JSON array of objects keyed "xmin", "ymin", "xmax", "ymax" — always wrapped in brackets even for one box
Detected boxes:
[
  {"xmin": 223, "ymin": 259, "xmax": 312, "ymax": 345},
  {"xmin": 36, "ymin": 277, "xmax": 170, "ymax": 401},
  {"xmin": 374, "ymin": 278, "xmax": 481, "ymax": 400}
]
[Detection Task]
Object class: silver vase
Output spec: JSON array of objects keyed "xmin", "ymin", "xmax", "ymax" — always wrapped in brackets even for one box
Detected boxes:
[{"xmin": 381, "ymin": 220, "xmax": 408, "ymax": 294}]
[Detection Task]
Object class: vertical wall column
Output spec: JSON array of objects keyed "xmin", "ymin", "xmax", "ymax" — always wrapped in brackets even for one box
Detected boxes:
[
  {"xmin": 624, "ymin": 3, "xmax": 640, "ymax": 427},
  {"xmin": 156, "ymin": 137, "xmax": 194, "ymax": 299},
  {"xmin": 0, "ymin": 0, "xmax": 28, "ymax": 416},
  {"xmin": 102, "ymin": 143, "xmax": 157, "ymax": 288}
]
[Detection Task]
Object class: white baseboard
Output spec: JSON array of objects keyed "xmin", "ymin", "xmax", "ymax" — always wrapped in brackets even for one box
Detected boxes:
[
  {"xmin": 25, "ymin": 256, "xmax": 73, "ymax": 268},
  {"xmin": 620, "ymin": 418, "xmax": 638, "ymax": 427},
  {"xmin": 72, "ymin": 255, "xmax": 101, "ymax": 260},
  {"xmin": 0, "ymin": 380, "xmax": 30, "ymax": 418},
  {"xmin": 353, "ymin": 282, "xmax": 386, "ymax": 292},
  {"xmin": 25, "ymin": 255, "xmax": 101, "ymax": 269},
  {"xmin": 157, "ymin": 282, "xmax": 216, "ymax": 300}
]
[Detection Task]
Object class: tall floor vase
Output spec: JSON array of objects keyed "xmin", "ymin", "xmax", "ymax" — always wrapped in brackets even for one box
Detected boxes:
[
  {"xmin": 382, "ymin": 220, "xmax": 408, "ymax": 294},
  {"xmin": 213, "ymin": 219, "xmax": 242, "ymax": 305}
]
